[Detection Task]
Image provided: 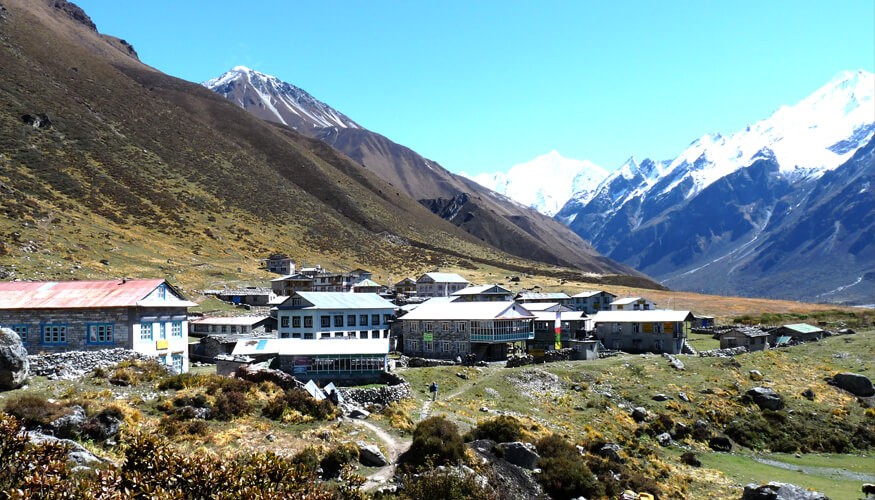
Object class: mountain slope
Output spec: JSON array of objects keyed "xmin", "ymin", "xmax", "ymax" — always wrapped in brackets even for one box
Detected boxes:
[
  {"xmin": 556, "ymin": 70, "xmax": 875, "ymax": 304},
  {"xmin": 0, "ymin": 0, "xmax": 609, "ymax": 288},
  {"xmin": 464, "ymin": 150, "xmax": 608, "ymax": 216},
  {"xmin": 204, "ymin": 67, "xmax": 641, "ymax": 276}
]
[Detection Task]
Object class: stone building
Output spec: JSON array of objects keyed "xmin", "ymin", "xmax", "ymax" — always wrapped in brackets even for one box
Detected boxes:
[
  {"xmin": 415, "ymin": 272, "xmax": 470, "ymax": 298},
  {"xmin": 570, "ymin": 290, "xmax": 616, "ymax": 314},
  {"xmin": 0, "ymin": 279, "xmax": 195, "ymax": 373},
  {"xmin": 591, "ymin": 310, "xmax": 693, "ymax": 354},
  {"xmin": 398, "ymin": 301, "xmax": 534, "ymax": 361},
  {"xmin": 274, "ymin": 292, "xmax": 395, "ymax": 340}
]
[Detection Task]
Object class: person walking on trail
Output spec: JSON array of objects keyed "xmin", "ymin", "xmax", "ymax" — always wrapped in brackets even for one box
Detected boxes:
[{"xmin": 429, "ymin": 381, "xmax": 438, "ymax": 401}]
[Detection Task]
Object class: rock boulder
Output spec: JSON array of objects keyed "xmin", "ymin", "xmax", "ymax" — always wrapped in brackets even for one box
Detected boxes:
[
  {"xmin": 358, "ymin": 443, "xmax": 388, "ymax": 467},
  {"xmin": 497, "ymin": 441, "xmax": 540, "ymax": 470},
  {"xmin": 0, "ymin": 327, "xmax": 29, "ymax": 390},
  {"xmin": 742, "ymin": 481, "xmax": 828, "ymax": 499},
  {"xmin": 746, "ymin": 387, "xmax": 785, "ymax": 411},
  {"xmin": 830, "ymin": 373, "xmax": 875, "ymax": 397}
]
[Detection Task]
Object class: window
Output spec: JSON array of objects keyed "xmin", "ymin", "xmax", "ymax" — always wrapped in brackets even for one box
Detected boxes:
[
  {"xmin": 441, "ymin": 341, "xmax": 451, "ymax": 352},
  {"xmin": 281, "ymin": 316, "xmax": 290, "ymax": 328},
  {"xmin": 321, "ymin": 316, "xmax": 330, "ymax": 328},
  {"xmin": 372, "ymin": 314, "xmax": 380, "ymax": 326},
  {"xmin": 383, "ymin": 314, "xmax": 392, "ymax": 324},
  {"xmin": 372, "ymin": 330, "xmax": 380, "ymax": 339},
  {"xmin": 140, "ymin": 323, "xmax": 152, "ymax": 341},
  {"xmin": 88, "ymin": 323, "xmax": 114, "ymax": 344},
  {"xmin": 360, "ymin": 331, "xmax": 367, "ymax": 339},
  {"xmin": 334, "ymin": 315, "xmax": 344, "ymax": 328},
  {"xmin": 424, "ymin": 322, "xmax": 433, "ymax": 332},
  {"xmin": 409, "ymin": 322, "xmax": 418, "ymax": 332},
  {"xmin": 304, "ymin": 316, "xmax": 313, "ymax": 328},
  {"xmin": 320, "ymin": 332, "xmax": 331, "ymax": 339},
  {"xmin": 42, "ymin": 324, "xmax": 67, "ymax": 344},
  {"xmin": 292, "ymin": 316, "xmax": 301, "ymax": 328},
  {"xmin": 172, "ymin": 353, "xmax": 184, "ymax": 372},
  {"xmin": 4, "ymin": 325, "xmax": 28, "ymax": 344},
  {"xmin": 424, "ymin": 341, "xmax": 433, "ymax": 352},
  {"xmin": 304, "ymin": 333, "xmax": 314, "ymax": 339},
  {"xmin": 334, "ymin": 332, "xmax": 344, "ymax": 338},
  {"xmin": 455, "ymin": 341, "xmax": 468, "ymax": 353},
  {"xmin": 347, "ymin": 315, "xmax": 356, "ymax": 327},
  {"xmin": 360, "ymin": 314, "xmax": 368, "ymax": 326},
  {"xmin": 170, "ymin": 321, "xmax": 182, "ymax": 338},
  {"xmin": 292, "ymin": 332, "xmax": 301, "ymax": 339},
  {"xmin": 456, "ymin": 322, "xmax": 466, "ymax": 332},
  {"xmin": 408, "ymin": 339, "xmax": 419, "ymax": 351},
  {"xmin": 441, "ymin": 321, "xmax": 451, "ymax": 332},
  {"xmin": 158, "ymin": 323, "xmax": 166, "ymax": 339}
]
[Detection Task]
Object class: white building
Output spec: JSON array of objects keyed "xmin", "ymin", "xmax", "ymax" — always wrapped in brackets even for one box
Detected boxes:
[
  {"xmin": 415, "ymin": 272, "xmax": 470, "ymax": 298},
  {"xmin": 274, "ymin": 292, "xmax": 395, "ymax": 340}
]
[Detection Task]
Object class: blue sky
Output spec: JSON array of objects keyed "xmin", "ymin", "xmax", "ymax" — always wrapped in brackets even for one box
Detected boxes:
[{"xmin": 75, "ymin": 1, "xmax": 874, "ymax": 175}]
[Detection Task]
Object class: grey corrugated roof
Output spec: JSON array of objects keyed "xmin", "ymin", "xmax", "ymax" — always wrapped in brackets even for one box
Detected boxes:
[
  {"xmin": 517, "ymin": 292, "xmax": 571, "ymax": 300},
  {"xmin": 452, "ymin": 284, "xmax": 512, "ymax": 296},
  {"xmin": 572, "ymin": 290, "xmax": 615, "ymax": 298},
  {"xmin": 419, "ymin": 272, "xmax": 469, "ymax": 283},
  {"xmin": 232, "ymin": 337, "xmax": 390, "ymax": 356},
  {"xmin": 294, "ymin": 292, "xmax": 395, "ymax": 310},
  {"xmin": 591, "ymin": 310, "xmax": 693, "ymax": 323}
]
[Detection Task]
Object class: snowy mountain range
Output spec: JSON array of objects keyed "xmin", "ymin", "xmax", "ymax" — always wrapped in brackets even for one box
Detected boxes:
[
  {"xmin": 464, "ymin": 151, "xmax": 607, "ymax": 216},
  {"xmin": 553, "ymin": 69, "xmax": 875, "ymax": 304}
]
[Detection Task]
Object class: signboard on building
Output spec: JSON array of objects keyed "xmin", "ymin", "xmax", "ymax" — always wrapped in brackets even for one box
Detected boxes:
[{"xmin": 423, "ymin": 332, "xmax": 433, "ymax": 342}]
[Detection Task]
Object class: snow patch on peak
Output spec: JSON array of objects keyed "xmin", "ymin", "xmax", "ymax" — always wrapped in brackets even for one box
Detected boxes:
[{"xmin": 464, "ymin": 151, "xmax": 607, "ymax": 216}]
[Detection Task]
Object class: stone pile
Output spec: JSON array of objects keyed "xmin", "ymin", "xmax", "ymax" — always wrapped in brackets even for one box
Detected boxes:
[
  {"xmin": 28, "ymin": 348, "xmax": 151, "ymax": 380},
  {"xmin": 698, "ymin": 346, "xmax": 748, "ymax": 357}
]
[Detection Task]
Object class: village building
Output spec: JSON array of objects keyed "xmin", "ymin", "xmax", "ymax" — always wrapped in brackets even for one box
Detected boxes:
[
  {"xmin": 770, "ymin": 323, "xmax": 825, "ymax": 344},
  {"xmin": 398, "ymin": 301, "xmax": 535, "ymax": 361},
  {"xmin": 416, "ymin": 272, "xmax": 470, "ymax": 298},
  {"xmin": 516, "ymin": 302, "xmax": 569, "ymax": 313},
  {"xmin": 205, "ymin": 287, "xmax": 275, "ymax": 307},
  {"xmin": 0, "ymin": 279, "xmax": 195, "ymax": 372},
  {"xmin": 189, "ymin": 315, "xmax": 274, "ymax": 337},
  {"xmin": 274, "ymin": 292, "xmax": 395, "ymax": 340},
  {"xmin": 393, "ymin": 277, "xmax": 417, "ymax": 296},
  {"xmin": 226, "ymin": 336, "xmax": 390, "ymax": 383},
  {"xmin": 310, "ymin": 269, "xmax": 373, "ymax": 293},
  {"xmin": 451, "ymin": 284, "xmax": 514, "ymax": 302},
  {"xmin": 270, "ymin": 273, "xmax": 314, "ymax": 296},
  {"xmin": 515, "ymin": 291, "xmax": 572, "ymax": 308},
  {"xmin": 189, "ymin": 329, "xmax": 275, "ymax": 363},
  {"xmin": 609, "ymin": 297, "xmax": 655, "ymax": 311},
  {"xmin": 528, "ymin": 310, "xmax": 591, "ymax": 354},
  {"xmin": 570, "ymin": 290, "xmax": 617, "ymax": 314},
  {"xmin": 351, "ymin": 279, "xmax": 382, "ymax": 294},
  {"xmin": 591, "ymin": 310, "xmax": 693, "ymax": 354},
  {"xmin": 719, "ymin": 327, "xmax": 770, "ymax": 351},
  {"xmin": 264, "ymin": 254, "xmax": 296, "ymax": 275}
]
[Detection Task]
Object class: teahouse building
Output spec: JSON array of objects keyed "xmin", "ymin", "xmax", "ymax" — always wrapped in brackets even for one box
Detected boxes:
[
  {"xmin": 0, "ymin": 279, "xmax": 195, "ymax": 372},
  {"xmin": 591, "ymin": 310, "xmax": 693, "ymax": 354}
]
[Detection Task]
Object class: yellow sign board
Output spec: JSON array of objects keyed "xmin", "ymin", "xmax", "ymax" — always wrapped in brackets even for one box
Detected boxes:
[{"xmin": 156, "ymin": 339, "xmax": 169, "ymax": 350}]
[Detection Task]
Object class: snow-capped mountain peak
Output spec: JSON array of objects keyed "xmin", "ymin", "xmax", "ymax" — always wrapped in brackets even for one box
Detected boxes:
[
  {"xmin": 464, "ymin": 150, "xmax": 608, "ymax": 216},
  {"xmin": 203, "ymin": 67, "xmax": 360, "ymax": 131}
]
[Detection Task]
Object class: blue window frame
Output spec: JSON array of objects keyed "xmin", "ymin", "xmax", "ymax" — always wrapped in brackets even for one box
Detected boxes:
[
  {"xmin": 86, "ymin": 323, "xmax": 114, "ymax": 345},
  {"xmin": 157, "ymin": 322, "xmax": 166, "ymax": 340},
  {"xmin": 140, "ymin": 322, "xmax": 153, "ymax": 341},
  {"xmin": 3, "ymin": 325, "xmax": 29, "ymax": 344},
  {"xmin": 171, "ymin": 321, "xmax": 182, "ymax": 338},
  {"xmin": 41, "ymin": 324, "xmax": 68, "ymax": 344}
]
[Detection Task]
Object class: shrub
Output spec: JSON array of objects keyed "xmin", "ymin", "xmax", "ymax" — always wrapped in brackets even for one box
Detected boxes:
[
  {"xmin": 464, "ymin": 415, "xmax": 524, "ymax": 443},
  {"xmin": 402, "ymin": 416, "xmax": 466, "ymax": 468},
  {"xmin": 213, "ymin": 390, "xmax": 250, "ymax": 421},
  {"xmin": 535, "ymin": 434, "xmax": 603, "ymax": 500},
  {"xmin": 3, "ymin": 395, "xmax": 67, "ymax": 429},
  {"xmin": 157, "ymin": 372, "xmax": 200, "ymax": 390},
  {"xmin": 291, "ymin": 447, "xmax": 320, "ymax": 475},
  {"xmin": 397, "ymin": 463, "xmax": 498, "ymax": 500},
  {"xmin": 263, "ymin": 389, "xmax": 336, "ymax": 422},
  {"xmin": 319, "ymin": 443, "xmax": 359, "ymax": 479}
]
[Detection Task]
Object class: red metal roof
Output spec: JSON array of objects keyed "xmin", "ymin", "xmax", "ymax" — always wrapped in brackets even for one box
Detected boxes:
[{"xmin": 0, "ymin": 279, "xmax": 177, "ymax": 309}]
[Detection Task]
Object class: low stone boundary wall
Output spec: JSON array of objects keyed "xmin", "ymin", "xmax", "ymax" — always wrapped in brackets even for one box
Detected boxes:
[
  {"xmin": 338, "ymin": 372, "xmax": 411, "ymax": 407},
  {"xmin": 28, "ymin": 348, "xmax": 151, "ymax": 380}
]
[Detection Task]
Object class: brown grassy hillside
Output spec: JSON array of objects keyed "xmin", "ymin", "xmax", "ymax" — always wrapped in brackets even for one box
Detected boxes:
[{"xmin": 0, "ymin": 0, "xmax": 656, "ymax": 292}]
